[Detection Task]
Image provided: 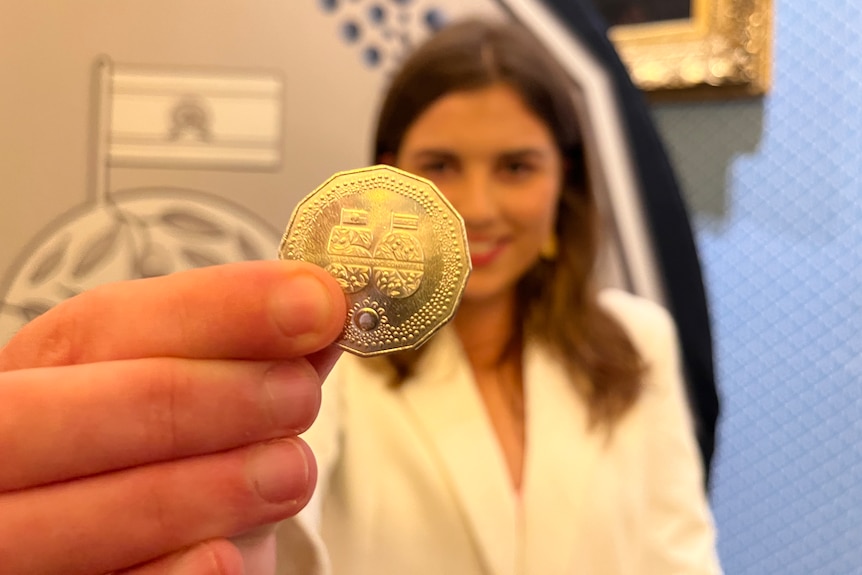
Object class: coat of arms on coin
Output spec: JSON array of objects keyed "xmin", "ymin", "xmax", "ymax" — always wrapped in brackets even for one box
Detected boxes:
[{"xmin": 279, "ymin": 165, "xmax": 471, "ymax": 356}]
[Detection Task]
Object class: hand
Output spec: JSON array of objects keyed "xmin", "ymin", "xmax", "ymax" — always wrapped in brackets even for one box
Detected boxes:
[{"xmin": 0, "ymin": 261, "xmax": 346, "ymax": 575}]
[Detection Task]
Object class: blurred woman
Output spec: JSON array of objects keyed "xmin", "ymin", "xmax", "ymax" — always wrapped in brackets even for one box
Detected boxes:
[{"xmin": 291, "ymin": 18, "xmax": 722, "ymax": 575}]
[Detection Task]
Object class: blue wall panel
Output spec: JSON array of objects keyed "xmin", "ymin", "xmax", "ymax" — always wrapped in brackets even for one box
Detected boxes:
[{"xmin": 653, "ymin": 1, "xmax": 862, "ymax": 572}]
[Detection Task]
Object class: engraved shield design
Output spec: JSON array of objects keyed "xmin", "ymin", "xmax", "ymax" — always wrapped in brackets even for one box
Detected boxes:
[
  {"xmin": 325, "ymin": 209, "xmax": 373, "ymax": 293},
  {"xmin": 372, "ymin": 212, "xmax": 424, "ymax": 298}
]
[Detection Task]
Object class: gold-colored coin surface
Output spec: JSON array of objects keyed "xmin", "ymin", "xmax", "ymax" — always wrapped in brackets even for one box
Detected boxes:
[{"xmin": 279, "ymin": 165, "xmax": 471, "ymax": 357}]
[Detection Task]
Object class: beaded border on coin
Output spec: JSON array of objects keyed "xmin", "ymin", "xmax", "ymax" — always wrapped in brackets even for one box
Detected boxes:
[{"xmin": 279, "ymin": 165, "xmax": 471, "ymax": 357}]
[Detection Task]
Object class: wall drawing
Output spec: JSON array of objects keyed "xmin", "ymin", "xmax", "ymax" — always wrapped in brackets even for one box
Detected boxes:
[{"xmin": 0, "ymin": 58, "xmax": 283, "ymax": 342}]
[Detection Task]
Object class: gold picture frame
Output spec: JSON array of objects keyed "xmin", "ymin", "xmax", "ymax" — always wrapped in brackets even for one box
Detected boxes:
[{"xmin": 604, "ymin": 0, "xmax": 772, "ymax": 99}]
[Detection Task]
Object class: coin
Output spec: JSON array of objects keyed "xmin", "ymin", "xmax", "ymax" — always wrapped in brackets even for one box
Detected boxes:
[{"xmin": 278, "ymin": 164, "xmax": 471, "ymax": 357}]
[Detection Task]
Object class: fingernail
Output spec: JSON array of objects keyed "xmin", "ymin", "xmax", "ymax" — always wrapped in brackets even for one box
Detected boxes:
[
  {"xmin": 248, "ymin": 439, "xmax": 311, "ymax": 503},
  {"xmin": 264, "ymin": 362, "xmax": 321, "ymax": 433},
  {"xmin": 270, "ymin": 273, "xmax": 335, "ymax": 338}
]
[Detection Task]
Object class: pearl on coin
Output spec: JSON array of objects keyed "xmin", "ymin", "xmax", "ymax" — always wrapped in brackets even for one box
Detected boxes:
[{"xmin": 355, "ymin": 308, "xmax": 380, "ymax": 331}]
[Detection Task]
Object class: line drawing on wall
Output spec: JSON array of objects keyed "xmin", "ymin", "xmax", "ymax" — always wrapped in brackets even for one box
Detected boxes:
[{"xmin": 0, "ymin": 57, "xmax": 283, "ymax": 342}]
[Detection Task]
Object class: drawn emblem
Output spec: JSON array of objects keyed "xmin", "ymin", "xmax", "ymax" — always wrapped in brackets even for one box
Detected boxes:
[{"xmin": 168, "ymin": 96, "xmax": 212, "ymax": 142}]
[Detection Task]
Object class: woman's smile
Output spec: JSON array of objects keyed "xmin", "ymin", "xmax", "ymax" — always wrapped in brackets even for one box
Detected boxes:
[{"xmin": 467, "ymin": 236, "xmax": 509, "ymax": 268}]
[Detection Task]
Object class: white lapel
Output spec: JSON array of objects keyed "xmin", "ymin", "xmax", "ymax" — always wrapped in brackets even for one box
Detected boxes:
[
  {"xmin": 399, "ymin": 327, "xmax": 518, "ymax": 575},
  {"xmin": 520, "ymin": 339, "xmax": 604, "ymax": 574}
]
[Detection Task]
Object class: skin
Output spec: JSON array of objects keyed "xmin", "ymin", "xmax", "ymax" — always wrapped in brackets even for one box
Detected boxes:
[
  {"xmin": 0, "ymin": 261, "xmax": 346, "ymax": 575},
  {"xmin": 396, "ymin": 83, "xmax": 564, "ymax": 490}
]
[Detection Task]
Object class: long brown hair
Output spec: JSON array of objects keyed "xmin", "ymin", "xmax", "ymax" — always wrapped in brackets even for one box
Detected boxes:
[{"xmin": 373, "ymin": 19, "xmax": 643, "ymax": 426}]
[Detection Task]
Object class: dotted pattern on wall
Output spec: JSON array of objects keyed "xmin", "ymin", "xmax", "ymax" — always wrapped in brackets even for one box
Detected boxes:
[
  {"xmin": 316, "ymin": 0, "xmax": 446, "ymax": 73},
  {"xmin": 652, "ymin": 1, "xmax": 862, "ymax": 573}
]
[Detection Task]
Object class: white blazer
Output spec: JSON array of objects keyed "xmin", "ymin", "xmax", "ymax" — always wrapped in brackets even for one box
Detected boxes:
[{"xmin": 275, "ymin": 289, "xmax": 722, "ymax": 575}]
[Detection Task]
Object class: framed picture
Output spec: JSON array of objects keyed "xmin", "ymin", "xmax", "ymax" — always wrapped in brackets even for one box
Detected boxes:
[{"xmin": 593, "ymin": 0, "xmax": 772, "ymax": 99}]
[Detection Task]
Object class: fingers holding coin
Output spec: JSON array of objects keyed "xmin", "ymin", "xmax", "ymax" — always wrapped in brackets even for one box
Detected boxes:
[
  {"xmin": 0, "ymin": 437, "xmax": 313, "ymax": 575},
  {"xmin": 0, "ymin": 260, "xmax": 346, "ymax": 574},
  {"xmin": 0, "ymin": 165, "xmax": 469, "ymax": 574},
  {"xmin": 0, "ymin": 357, "xmax": 322, "ymax": 492},
  {"xmin": 0, "ymin": 260, "xmax": 347, "ymax": 371}
]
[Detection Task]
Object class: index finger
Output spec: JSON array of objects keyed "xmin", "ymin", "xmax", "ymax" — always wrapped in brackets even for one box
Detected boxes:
[{"xmin": 0, "ymin": 261, "xmax": 347, "ymax": 370}]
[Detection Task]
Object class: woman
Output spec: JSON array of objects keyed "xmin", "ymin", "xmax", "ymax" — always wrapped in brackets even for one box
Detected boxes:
[{"xmin": 288, "ymin": 18, "xmax": 721, "ymax": 575}]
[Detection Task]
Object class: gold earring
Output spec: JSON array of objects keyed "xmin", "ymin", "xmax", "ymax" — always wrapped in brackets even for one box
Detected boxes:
[{"xmin": 539, "ymin": 234, "xmax": 558, "ymax": 260}]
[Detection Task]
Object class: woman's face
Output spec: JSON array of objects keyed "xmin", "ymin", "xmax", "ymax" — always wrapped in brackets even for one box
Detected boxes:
[{"xmin": 396, "ymin": 83, "xmax": 563, "ymax": 305}]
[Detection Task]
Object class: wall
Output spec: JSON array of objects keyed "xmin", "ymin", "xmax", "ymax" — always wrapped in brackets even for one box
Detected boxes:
[
  {"xmin": 0, "ymin": 1, "xmax": 396, "ymax": 341},
  {"xmin": 652, "ymin": 0, "xmax": 862, "ymax": 572}
]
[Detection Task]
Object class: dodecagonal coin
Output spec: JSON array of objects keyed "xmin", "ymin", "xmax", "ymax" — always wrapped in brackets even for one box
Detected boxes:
[{"xmin": 278, "ymin": 164, "xmax": 471, "ymax": 356}]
